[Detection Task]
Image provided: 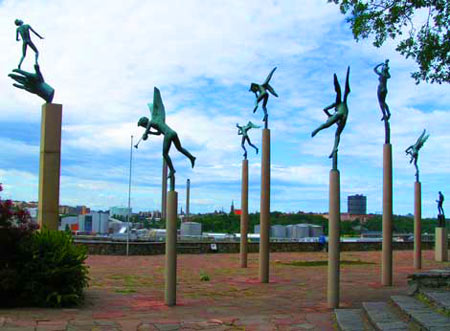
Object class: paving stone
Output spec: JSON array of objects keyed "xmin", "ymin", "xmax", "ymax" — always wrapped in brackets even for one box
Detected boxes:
[
  {"xmin": 362, "ymin": 302, "xmax": 407, "ymax": 330},
  {"xmin": 0, "ymin": 328, "xmax": 36, "ymax": 331},
  {"xmin": 153, "ymin": 323, "xmax": 181, "ymax": 331},
  {"xmin": 335, "ymin": 309, "xmax": 373, "ymax": 331},
  {"xmin": 391, "ymin": 295, "xmax": 450, "ymax": 329},
  {"xmin": 137, "ymin": 323, "xmax": 159, "ymax": 331},
  {"xmin": 421, "ymin": 289, "xmax": 450, "ymax": 311}
]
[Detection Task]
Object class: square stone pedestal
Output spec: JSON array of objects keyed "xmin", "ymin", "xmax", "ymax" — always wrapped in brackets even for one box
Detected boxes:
[{"xmin": 435, "ymin": 227, "xmax": 448, "ymax": 262}]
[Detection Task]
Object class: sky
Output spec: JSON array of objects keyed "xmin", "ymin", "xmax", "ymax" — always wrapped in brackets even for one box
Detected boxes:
[{"xmin": 0, "ymin": 0, "xmax": 449, "ymax": 217}]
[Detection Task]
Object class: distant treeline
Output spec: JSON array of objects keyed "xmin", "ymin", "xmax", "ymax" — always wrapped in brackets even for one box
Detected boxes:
[{"xmin": 186, "ymin": 212, "xmax": 444, "ymax": 236}]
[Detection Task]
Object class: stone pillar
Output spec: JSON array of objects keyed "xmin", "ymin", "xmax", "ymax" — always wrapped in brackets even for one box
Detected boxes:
[
  {"xmin": 240, "ymin": 159, "xmax": 249, "ymax": 268},
  {"xmin": 328, "ymin": 169, "xmax": 340, "ymax": 309},
  {"xmin": 38, "ymin": 103, "xmax": 62, "ymax": 230},
  {"xmin": 259, "ymin": 128, "xmax": 270, "ymax": 283},
  {"xmin": 435, "ymin": 227, "xmax": 448, "ymax": 262},
  {"xmin": 165, "ymin": 190, "xmax": 177, "ymax": 306},
  {"xmin": 382, "ymin": 143, "xmax": 393, "ymax": 286},
  {"xmin": 414, "ymin": 181, "xmax": 422, "ymax": 270},
  {"xmin": 161, "ymin": 159, "xmax": 168, "ymax": 220},
  {"xmin": 186, "ymin": 179, "xmax": 190, "ymax": 221}
]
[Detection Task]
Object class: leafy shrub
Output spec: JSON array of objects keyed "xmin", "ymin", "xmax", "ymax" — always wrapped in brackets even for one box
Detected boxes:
[
  {"xmin": 0, "ymin": 184, "xmax": 89, "ymax": 307},
  {"xmin": 19, "ymin": 229, "xmax": 89, "ymax": 307},
  {"xmin": 199, "ymin": 270, "xmax": 210, "ymax": 281},
  {"xmin": 0, "ymin": 184, "xmax": 38, "ymax": 306}
]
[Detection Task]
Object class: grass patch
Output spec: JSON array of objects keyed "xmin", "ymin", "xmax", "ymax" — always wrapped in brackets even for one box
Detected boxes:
[
  {"xmin": 275, "ymin": 260, "xmax": 375, "ymax": 267},
  {"xmin": 416, "ymin": 292, "xmax": 450, "ymax": 317},
  {"xmin": 115, "ymin": 288, "xmax": 136, "ymax": 294}
]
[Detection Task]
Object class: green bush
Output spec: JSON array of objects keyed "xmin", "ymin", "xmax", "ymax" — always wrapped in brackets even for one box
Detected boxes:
[{"xmin": 18, "ymin": 229, "xmax": 89, "ymax": 307}]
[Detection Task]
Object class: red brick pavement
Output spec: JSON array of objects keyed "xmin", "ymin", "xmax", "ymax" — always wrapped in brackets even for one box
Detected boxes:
[{"xmin": 1, "ymin": 250, "xmax": 449, "ymax": 330}]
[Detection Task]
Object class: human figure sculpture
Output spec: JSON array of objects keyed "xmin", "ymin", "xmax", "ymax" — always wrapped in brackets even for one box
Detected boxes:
[
  {"xmin": 374, "ymin": 59, "xmax": 391, "ymax": 121},
  {"xmin": 137, "ymin": 87, "xmax": 195, "ymax": 190},
  {"xmin": 249, "ymin": 67, "xmax": 278, "ymax": 129},
  {"xmin": 405, "ymin": 129, "xmax": 429, "ymax": 182},
  {"xmin": 8, "ymin": 64, "xmax": 54, "ymax": 103},
  {"xmin": 437, "ymin": 191, "xmax": 444, "ymax": 216},
  {"xmin": 15, "ymin": 19, "xmax": 44, "ymax": 69},
  {"xmin": 236, "ymin": 121, "xmax": 260, "ymax": 159},
  {"xmin": 312, "ymin": 67, "xmax": 350, "ymax": 169}
]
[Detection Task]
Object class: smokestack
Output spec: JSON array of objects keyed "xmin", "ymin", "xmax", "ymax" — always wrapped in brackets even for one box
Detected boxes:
[{"xmin": 186, "ymin": 178, "xmax": 190, "ymax": 221}]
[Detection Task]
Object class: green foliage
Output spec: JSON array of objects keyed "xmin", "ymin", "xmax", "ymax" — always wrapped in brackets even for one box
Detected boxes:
[
  {"xmin": 329, "ymin": 0, "xmax": 449, "ymax": 84},
  {"xmin": 199, "ymin": 270, "xmax": 210, "ymax": 281},
  {"xmin": 190, "ymin": 212, "xmax": 328, "ymax": 235},
  {"xmin": 18, "ymin": 230, "xmax": 89, "ymax": 307}
]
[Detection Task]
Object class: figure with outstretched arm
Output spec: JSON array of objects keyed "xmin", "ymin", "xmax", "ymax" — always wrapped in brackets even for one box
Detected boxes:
[
  {"xmin": 374, "ymin": 59, "xmax": 391, "ymax": 121},
  {"xmin": 15, "ymin": 19, "xmax": 44, "ymax": 69},
  {"xmin": 405, "ymin": 129, "xmax": 429, "ymax": 182},
  {"xmin": 312, "ymin": 67, "xmax": 350, "ymax": 167},
  {"xmin": 249, "ymin": 67, "xmax": 278, "ymax": 129},
  {"xmin": 236, "ymin": 121, "xmax": 260, "ymax": 159},
  {"xmin": 136, "ymin": 88, "xmax": 195, "ymax": 188}
]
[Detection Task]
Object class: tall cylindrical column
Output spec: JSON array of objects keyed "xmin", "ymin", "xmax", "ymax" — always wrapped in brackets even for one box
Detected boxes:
[
  {"xmin": 38, "ymin": 103, "xmax": 62, "ymax": 230},
  {"xmin": 240, "ymin": 159, "xmax": 249, "ymax": 268},
  {"xmin": 435, "ymin": 227, "xmax": 448, "ymax": 262},
  {"xmin": 186, "ymin": 179, "xmax": 190, "ymax": 221},
  {"xmin": 414, "ymin": 181, "xmax": 422, "ymax": 270},
  {"xmin": 161, "ymin": 159, "xmax": 168, "ymax": 220},
  {"xmin": 328, "ymin": 169, "xmax": 340, "ymax": 309},
  {"xmin": 382, "ymin": 143, "xmax": 393, "ymax": 286},
  {"xmin": 165, "ymin": 190, "xmax": 177, "ymax": 306},
  {"xmin": 259, "ymin": 129, "xmax": 270, "ymax": 283}
]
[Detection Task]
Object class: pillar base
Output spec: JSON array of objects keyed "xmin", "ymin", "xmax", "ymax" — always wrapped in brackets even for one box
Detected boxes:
[
  {"xmin": 382, "ymin": 143, "xmax": 393, "ymax": 286},
  {"xmin": 165, "ymin": 190, "xmax": 177, "ymax": 306},
  {"xmin": 435, "ymin": 227, "xmax": 448, "ymax": 262},
  {"xmin": 328, "ymin": 169, "xmax": 340, "ymax": 309},
  {"xmin": 259, "ymin": 129, "xmax": 270, "ymax": 283},
  {"xmin": 240, "ymin": 159, "xmax": 249, "ymax": 268},
  {"xmin": 38, "ymin": 103, "xmax": 62, "ymax": 231}
]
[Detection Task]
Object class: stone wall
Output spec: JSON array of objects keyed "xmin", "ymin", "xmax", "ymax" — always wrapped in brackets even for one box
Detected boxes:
[{"xmin": 74, "ymin": 240, "xmax": 437, "ymax": 256}]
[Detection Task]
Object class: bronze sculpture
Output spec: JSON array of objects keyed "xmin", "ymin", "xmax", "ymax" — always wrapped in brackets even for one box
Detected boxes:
[
  {"xmin": 249, "ymin": 67, "xmax": 278, "ymax": 129},
  {"xmin": 15, "ymin": 19, "xmax": 44, "ymax": 70},
  {"xmin": 236, "ymin": 121, "xmax": 260, "ymax": 159},
  {"xmin": 374, "ymin": 59, "xmax": 391, "ymax": 143},
  {"xmin": 312, "ymin": 67, "xmax": 350, "ymax": 170},
  {"xmin": 136, "ymin": 87, "xmax": 195, "ymax": 191},
  {"xmin": 405, "ymin": 129, "xmax": 429, "ymax": 182}
]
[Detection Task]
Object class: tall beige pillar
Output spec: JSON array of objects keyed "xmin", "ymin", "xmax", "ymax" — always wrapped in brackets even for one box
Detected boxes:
[
  {"xmin": 382, "ymin": 143, "xmax": 393, "ymax": 286},
  {"xmin": 328, "ymin": 169, "xmax": 340, "ymax": 309},
  {"xmin": 165, "ymin": 190, "xmax": 177, "ymax": 306},
  {"xmin": 186, "ymin": 178, "xmax": 190, "ymax": 221},
  {"xmin": 259, "ymin": 129, "xmax": 270, "ymax": 283},
  {"xmin": 161, "ymin": 159, "xmax": 168, "ymax": 220},
  {"xmin": 38, "ymin": 103, "xmax": 62, "ymax": 230},
  {"xmin": 435, "ymin": 227, "xmax": 448, "ymax": 262},
  {"xmin": 240, "ymin": 159, "xmax": 249, "ymax": 268},
  {"xmin": 414, "ymin": 181, "xmax": 422, "ymax": 270}
]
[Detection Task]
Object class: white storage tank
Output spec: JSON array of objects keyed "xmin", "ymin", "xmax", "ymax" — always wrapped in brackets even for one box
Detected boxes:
[
  {"xmin": 309, "ymin": 225, "xmax": 323, "ymax": 237},
  {"xmin": 180, "ymin": 222, "xmax": 202, "ymax": 236},
  {"xmin": 292, "ymin": 224, "xmax": 310, "ymax": 238},
  {"xmin": 271, "ymin": 225, "xmax": 286, "ymax": 238}
]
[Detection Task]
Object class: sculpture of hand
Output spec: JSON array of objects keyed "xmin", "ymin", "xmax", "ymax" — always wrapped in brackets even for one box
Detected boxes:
[{"xmin": 8, "ymin": 64, "xmax": 54, "ymax": 103}]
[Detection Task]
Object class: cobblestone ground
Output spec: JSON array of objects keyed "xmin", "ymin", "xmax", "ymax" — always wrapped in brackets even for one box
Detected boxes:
[{"xmin": 1, "ymin": 250, "xmax": 449, "ymax": 330}]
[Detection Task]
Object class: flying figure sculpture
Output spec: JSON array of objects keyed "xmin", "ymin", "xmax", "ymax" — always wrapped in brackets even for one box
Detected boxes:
[
  {"xmin": 374, "ymin": 59, "xmax": 391, "ymax": 121},
  {"xmin": 249, "ymin": 67, "xmax": 278, "ymax": 129},
  {"xmin": 136, "ymin": 87, "xmax": 196, "ymax": 190},
  {"xmin": 312, "ymin": 67, "xmax": 350, "ymax": 169},
  {"xmin": 236, "ymin": 121, "xmax": 260, "ymax": 159},
  {"xmin": 405, "ymin": 129, "xmax": 429, "ymax": 182},
  {"xmin": 15, "ymin": 19, "xmax": 44, "ymax": 69}
]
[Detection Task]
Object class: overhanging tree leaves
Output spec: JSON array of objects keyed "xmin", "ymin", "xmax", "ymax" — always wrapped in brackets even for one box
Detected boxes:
[{"xmin": 329, "ymin": 0, "xmax": 449, "ymax": 84}]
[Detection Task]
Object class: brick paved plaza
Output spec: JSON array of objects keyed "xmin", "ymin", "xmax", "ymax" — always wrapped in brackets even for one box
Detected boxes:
[{"xmin": 1, "ymin": 250, "xmax": 449, "ymax": 330}]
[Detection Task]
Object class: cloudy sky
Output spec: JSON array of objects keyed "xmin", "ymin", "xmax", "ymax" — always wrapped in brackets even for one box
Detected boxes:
[{"xmin": 0, "ymin": 0, "xmax": 449, "ymax": 217}]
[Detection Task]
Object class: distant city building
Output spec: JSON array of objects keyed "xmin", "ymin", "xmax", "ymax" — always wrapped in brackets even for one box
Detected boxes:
[
  {"xmin": 78, "ymin": 212, "xmax": 109, "ymax": 234},
  {"xmin": 180, "ymin": 222, "xmax": 202, "ymax": 237},
  {"xmin": 348, "ymin": 194, "xmax": 367, "ymax": 215},
  {"xmin": 110, "ymin": 207, "xmax": 132, "ymax": 218}
]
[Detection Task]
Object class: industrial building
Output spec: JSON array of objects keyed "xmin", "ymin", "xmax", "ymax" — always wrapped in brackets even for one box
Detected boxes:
[
  {"xmin": 78, "ymin": 212, "xmax": 109, "ymax": 234},
  {"xmin": 348, "ymin": 194, "xmax": 367, "ymax": 215},
  {"xmin": 255, "ymin": 224, "xmax": 323, "ymax": 239}
]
